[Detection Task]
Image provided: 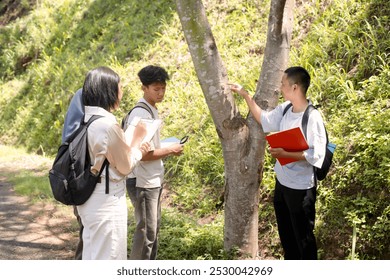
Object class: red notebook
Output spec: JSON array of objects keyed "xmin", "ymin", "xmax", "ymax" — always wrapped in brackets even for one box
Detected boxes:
[{"xmin": 265, "ymin": 127, "xmax": 309, "ymax": 165}]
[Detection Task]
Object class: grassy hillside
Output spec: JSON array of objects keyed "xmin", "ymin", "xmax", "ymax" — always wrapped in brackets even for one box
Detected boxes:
[{"xmin": 0, "ymin": 0, "xmax": 389, "ymax": 259}]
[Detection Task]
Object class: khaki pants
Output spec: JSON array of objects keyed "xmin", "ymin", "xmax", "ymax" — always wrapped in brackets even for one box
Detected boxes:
[{"xmin": 128, "ymin": 185, "xmax": 162, "ymax": 260}]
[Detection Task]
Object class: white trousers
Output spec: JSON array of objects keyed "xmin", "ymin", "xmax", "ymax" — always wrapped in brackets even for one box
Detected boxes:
[{"xmin": 77, "ymin": 179, "xmax": 127, "ymax": 260}]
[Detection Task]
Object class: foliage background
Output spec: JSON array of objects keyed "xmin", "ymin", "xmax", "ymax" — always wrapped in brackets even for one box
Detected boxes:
[{"xmin": 0, "ymin": 0, "xmax": 389, "ymax": 259}]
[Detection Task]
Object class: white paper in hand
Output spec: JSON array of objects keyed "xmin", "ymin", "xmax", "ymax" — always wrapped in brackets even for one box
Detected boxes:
[
  {"xmin": 142, "ymin": 118, "xmax": 162, "ymax": 143},
  {"xmin": 124, "ymin": 117, "xmax": 161, "ymax": 145}
]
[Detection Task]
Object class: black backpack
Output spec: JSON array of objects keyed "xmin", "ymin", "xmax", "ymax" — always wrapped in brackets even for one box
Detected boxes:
[
  {"xmin": 49, "ymin": 115, "xmax": 109, "ymax": 205},
  {"xmin": 283, "ymin": 103, "xmax": 336, "ymax": 181}
]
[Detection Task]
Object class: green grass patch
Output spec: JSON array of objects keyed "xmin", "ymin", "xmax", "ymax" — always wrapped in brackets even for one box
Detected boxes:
[
  {"xmin": 127, "ymin": 208, "xmax": 231, "ymax": 260},
  {"xmin": 6, "ymin": 171, "xmax": 52, "ymax": 201}
]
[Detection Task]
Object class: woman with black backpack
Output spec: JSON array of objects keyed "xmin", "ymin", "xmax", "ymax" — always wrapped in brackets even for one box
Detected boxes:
[{"xmin": 77, "ymin": 66, "xmax": 150, "ymax": 259}]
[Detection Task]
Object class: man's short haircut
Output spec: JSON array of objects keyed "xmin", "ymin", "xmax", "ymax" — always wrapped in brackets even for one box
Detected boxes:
[
  {"xmin": 82, "ymin": 66, "xmax": 120, "ymax": 111},
  {"xmin": 284, "ymin": 66, "xmax": 311, "ymax": 95},
  {"xmin": 138, "ymin": 65, "xmax": 169, "ymax": 86}
]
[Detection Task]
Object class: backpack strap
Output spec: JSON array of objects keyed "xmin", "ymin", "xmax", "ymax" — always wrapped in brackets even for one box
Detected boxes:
[
  {"xmin": 282, "ymin": 102, "xmax": 293, "ymax": 117},
  {"xmin": 65, "ymin": 115, "xmax": 103, "ymax": 144},
  {"xmin": 85, "ymin": 115, "xmax": 110, "ymax": 194},
  {"xmin": 95, "ymin": 158, "xmax": 109, "ymax": 194},
  {"xmin": 103, "ymin": 159, "xmax": 109, "ymax": 194},
  {"xmin": 302, "ymin": 104, "xmax": 329, "ymax": 143},
  {"xmin": 121, "ymin": 101, "xmax": 155, "ymax": 130},
  {"xmin": 135, "ymin": 101, "xmax": 155, "ymax": 118},
  {"xmin": 83, "ymin": 114, "xmax": 104, "ymax": 127},
  {"xmin": 283, "ymin": 102, "xmax": 316, "ymax": 139},
  {"xmin": 299, "ymin": 105, "xmax": 316, "ymax": 185},
  {"xmin": 301, "ymin": 104, "xmax": 316, "ymax": 139}
]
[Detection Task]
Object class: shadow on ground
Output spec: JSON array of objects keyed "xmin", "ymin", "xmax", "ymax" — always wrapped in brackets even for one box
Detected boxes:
[{"xmin": 0, "ymin": 177, "xmax": 77, "ymax": 260}]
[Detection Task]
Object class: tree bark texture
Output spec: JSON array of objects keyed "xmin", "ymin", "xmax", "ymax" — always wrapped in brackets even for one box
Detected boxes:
[{"xmin": 175, "ymin": 0, "xmax": 295, "ymax": 258}]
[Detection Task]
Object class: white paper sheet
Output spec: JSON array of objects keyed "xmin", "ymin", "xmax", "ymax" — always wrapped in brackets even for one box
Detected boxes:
[{"xmin": 124, "ymin": 117, "xmax": 162, "ymax": 145}]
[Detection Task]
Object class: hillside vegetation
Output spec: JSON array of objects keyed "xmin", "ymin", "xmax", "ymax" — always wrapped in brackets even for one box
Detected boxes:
[{"xmin": 0, "ymin": 0, "xmax": 389, "ymax": 259}]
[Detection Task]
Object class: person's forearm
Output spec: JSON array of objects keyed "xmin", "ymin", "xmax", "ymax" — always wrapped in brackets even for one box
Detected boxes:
[
  {"xmin": 141, "ymin": 146, "xmax": 177, "ymax": 161},
  {"xmin": 281, "ymin": 150, "xmax": 306, "ymax": 161},
  {"xmin": 230, "ymin": 84, "xmax": 262, "ymax": 124},
  {"xmin": 269, "ymin": 148, "xmax": 306, "ymax": 162},
  {"xmin": 241, "ymin": 90, "xmax": 262, "ymax": 124}
]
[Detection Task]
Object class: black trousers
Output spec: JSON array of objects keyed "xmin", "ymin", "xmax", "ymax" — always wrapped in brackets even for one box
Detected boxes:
[{"xmin": 274, "ymin": 179, "xmax": 318, "ymax": 260}]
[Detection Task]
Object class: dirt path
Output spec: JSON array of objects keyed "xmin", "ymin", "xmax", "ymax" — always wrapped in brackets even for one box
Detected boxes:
[
  {"xmin": 0, "ymin": 178, "xmax": 78, "ymax": 260},
  {"xmin": 0, "ymin": 148, "xmax": 78, "ymax": 260}
]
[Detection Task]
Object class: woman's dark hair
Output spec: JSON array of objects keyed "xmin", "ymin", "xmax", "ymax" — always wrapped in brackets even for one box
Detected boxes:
[
  {"xmin": 138, "ymin": 65, "xmax": 169, "ymax": 86},
  {"xmin": 82, "ymin": 66, "xmax": 120, "ymax": 111},
  {"xmin": 284, "ymin": 66, "xmax": 311, "ymax": 95}
]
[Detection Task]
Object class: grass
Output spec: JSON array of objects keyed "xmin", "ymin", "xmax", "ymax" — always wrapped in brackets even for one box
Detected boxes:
[
  {"xmin": 6, "ymin": 171, "xmax": 52, "ymax": 200},
  {"xmin": 0, "ymin": 144, "xmax": 52, "ymax": 200}
]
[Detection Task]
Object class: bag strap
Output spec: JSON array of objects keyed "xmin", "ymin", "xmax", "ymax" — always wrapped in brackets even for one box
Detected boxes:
[
  {"xmin": 121, "ymin": 101, "xmax": 155, "ymax": 129},
  {"xmin": 65, "ymin": 115, "xmax": 103, "ymax": 144},
  {"xmin": 103, "ymin": 159, "xmax": 109, "ymax": 194},
  {"xmin": 301, "ymin": 104, "xmax": 316, "ymax": 139},
  {"xmin": 282, "ymin": 102, "xmax": 293, "ymax": 117},
  {"xmin": 282, "ymin": 102, "xmax": 316, "ymax": 139},
  {"xmin": 83, "ymin": 114, "xmax": 104, "ymax": 127},
  {"xmin": 134, "ymin": 101, "xmax": 155, "ymax": 119},
  {"xmin": 85, "ymin": 115, "xmax": 110, "ymax": 194},
  {"xmin": 301, "ymin": 105, "xmax": 318, "ymax": 186},
  {"xmin": 283, "ymin": 103, "xmax": 318, "ymax": 185}
]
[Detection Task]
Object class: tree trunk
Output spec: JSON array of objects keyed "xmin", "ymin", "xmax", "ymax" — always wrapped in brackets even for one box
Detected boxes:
[
  {"xmin": 175, "ymin": 0, "xmax": 295, "ymax": 258},
  {"xmin": 255, "ymin": 0, "xmax": 295, "ymax": 108}
]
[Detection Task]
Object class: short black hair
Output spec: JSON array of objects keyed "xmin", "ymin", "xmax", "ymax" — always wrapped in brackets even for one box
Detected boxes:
[
  {"xmin": 284, "ymin": 66, "xmax": 311, "ymax": 94},
  {"xmin": 138, "ymin": 65, "xmax": 169, "ymax": 86},
  {"xmin": 82, "ymin": 66, "xmax": 120, "ymax": 111}
]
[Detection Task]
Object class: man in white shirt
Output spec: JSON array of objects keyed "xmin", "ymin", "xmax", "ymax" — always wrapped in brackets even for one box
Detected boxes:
[
  {"xmin": 231, "ymin": 66, "xmax": 326, "ymax": 259},
  {"xmin": 125, "ymin": 65, "xmax": 183, "ymax": 260}
]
